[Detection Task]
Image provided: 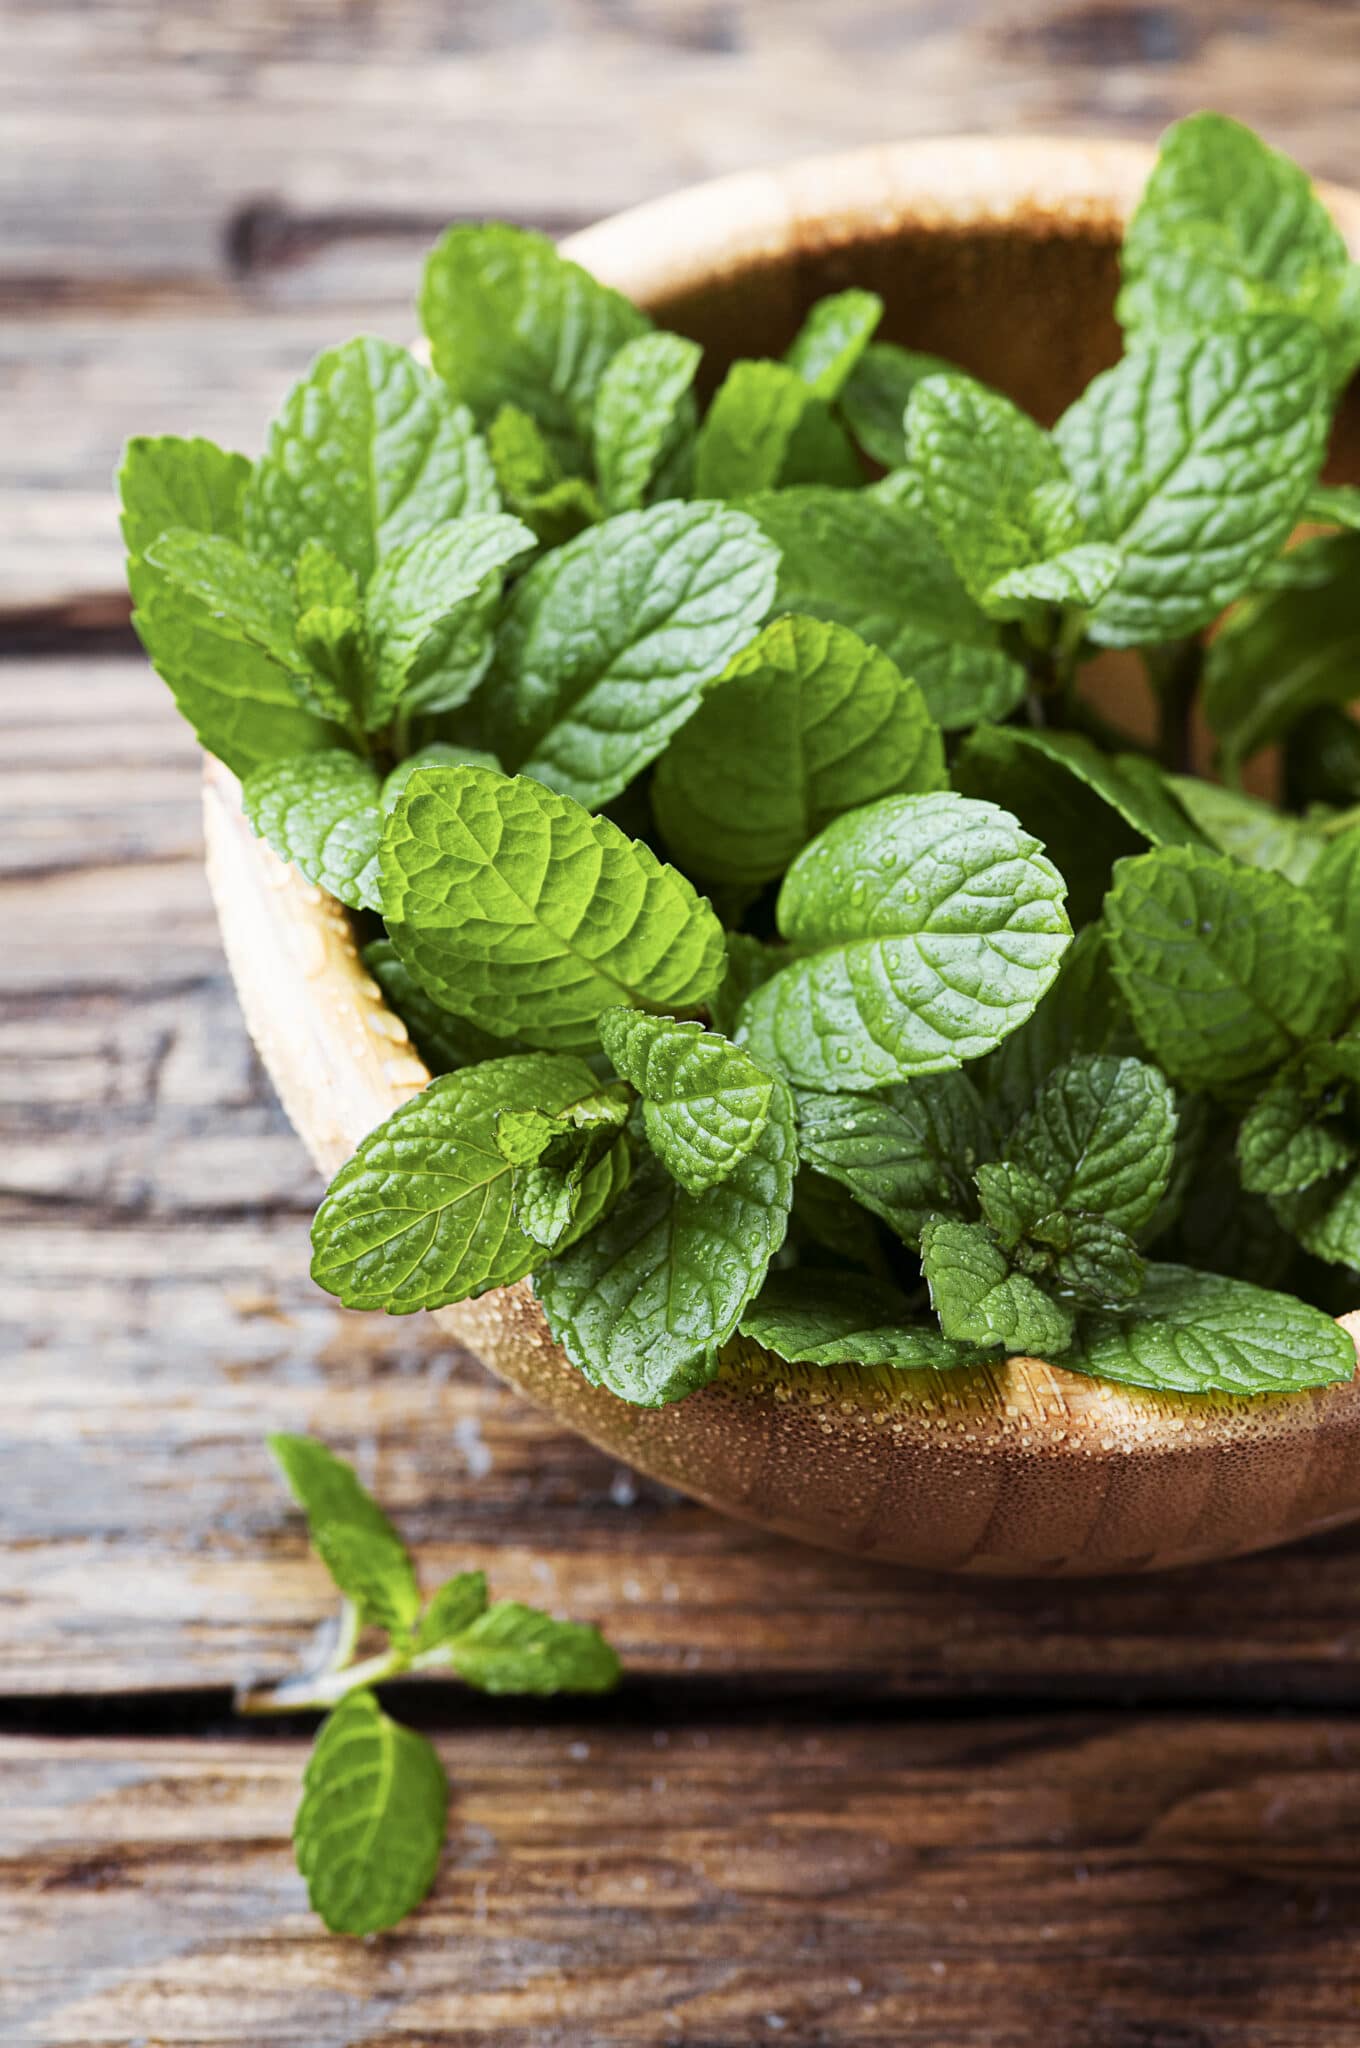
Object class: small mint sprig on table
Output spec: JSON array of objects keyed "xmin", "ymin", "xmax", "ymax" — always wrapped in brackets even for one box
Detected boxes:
[{"xmin": 240, "ymin": 1435, "xmax": 619, "ymax": 1937}]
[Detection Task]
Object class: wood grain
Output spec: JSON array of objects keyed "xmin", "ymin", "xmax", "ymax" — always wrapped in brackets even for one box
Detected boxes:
[{"xmin": 5, "ymin": 1717, "xmax": 1360, "ymax": 2045}]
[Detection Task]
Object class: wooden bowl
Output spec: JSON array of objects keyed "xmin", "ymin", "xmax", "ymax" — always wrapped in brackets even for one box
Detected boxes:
[{"xmin": 204, "ymin": 137, "xmax": 1360, "ymax": 1575}]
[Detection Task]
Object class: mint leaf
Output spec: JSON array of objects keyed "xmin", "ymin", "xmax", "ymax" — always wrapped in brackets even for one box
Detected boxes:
[
  {"xmin": 442, "ymin": 1602, "xmax": 620, "ymax": 1695},
  {"xmin": 1204, "ymin": 537, "xmax": 1360, "ymax": 766},
  {"xmin": 974, "ymin": 1160, "xmax": 1061, "ymax": 1250},
  {"xmin": 1104, "ymin": 846, "xmax": 1350, "ymax": 1088},
  {"xmin": 737, "ymin": 792, "xmax": 1071, "ymax": 1092},
  {"xmin": 414, "ymin": 1571, "xmax": 488, "ymax": 1654},
  {"xmin": 598, "ymin": 1009, "xmax": 775, "ymax": 1194},
  {"xmin": 362, "ymin": 938, "xmax": 521, "ymax": 1075},
  {"xmin": 119, "ymin": 432, "xmax": 251, "ymax": 560},
  {"xmin": 362, "ymin": 513, "xmax": 535, "ymax": 728},
  {"xmin": 268, "ymin": 1433, "xmax": 420, "ymax": 1638},
  {"xmin": 291, "ymin": 541, "xmax": 371, "ymax": 734},
  {"xmin": 785, "ymin": 289, "xmax": 883, "ymax": 399},
  {"xmin": 1055, "ymin": 317, "xmax": 1330, "ymax": 645},
  {"xmin": 1237, "ymin": 1068, "xmax": 1355, "ymax": 1196},
  {"xmin": 1065, "ymin": 1262, "xmax": 1356, "ymax": 1394},
  {"xmin": 1274, "ymin": 1168, "xmax": 1360, "ymax": 1268},
  {"xmin": 242, "ymin": 751, "xmax": 384, "ymax": 912},
  {"xmin": 707, "ymin": 932, "xmax": 784, "ymax": 1039},
  {"xmin": 1008, "ymin": 1054, "xmax": 1178, "ymax": 1234},
  {"xmin": 497, "ymin": 1082, "xmax": 631, "ymax": 1248},
  {"xmin": 146, "ymin": 529, "xmax": 310, "ymax": 677},
  {"xmin": 651, "ymin": 614, "xmax": 945, "ymax": 889},
  {"xmin": 1305, "ymin": 828, "xmax": 1360, "ymax": 989},
  {"xmin": 920, "ymin": 1216, "xmax": 1074, "ymax": 1354},
  {"xmin": 382, "ymin": 766, "xmax": 725, "ymax": 1051},
  {"xmin": 1303, "ymin": 484, "xmax": 1360, "ymax": 530},
  {"xmin": 1050, "ymin": 1215, "xmax": 1145, "ymax": 1308},
  {"xmin": 979, "ymin": 925, "xmax": 1136, "ymax": 1129},
  {"xmin": 1167, "ymin": 776, "xmax": 1323, "ymax": 884},
  {"xmin": 534, "ymin": 1078, "xmax": 796, "ymax": 1407},
  {"xmin": 420, "ymin": 224, "xmax": 648, "ymax": 467},
  {"xmin": 694, "ymin": 360, "xmax": 833, "ymax": 498},
  {"xmin": 740, "ymin": 1270, "xmax": 981, "ymax": 1371},
  {"xmin": 295, "ymin": 1688, "xmax": 447, "ymax": 1936},
  {"xmin": 795, "ymin": 1071, "xmax": 998, "ymax": 1244},
  {"xmin": 592, "ymin": 332, "xmax": 701, "ymax": 512},
  {"xmin": 310, "ymin": 1054, "xmax": 625, "ymax": 1311},
  {"xmin": 487, "ymin": 403, "xmax": 601, "ymax": 546},
  {"xmin": 983, "ymin": 545, "xmax": 1121, "ymax": 615},
  {"xmin": 243, "ymin": 338, "xmax": 497, "ymax": 584},
  {"xmin": 488, "ymin": 501, "xmax": 778, "ymax": 808},
  {"xmin": 381, "ymin": 744, "xmax": 502, "ymax": 812},
  {"xmin": 838, "ymin": 342, "xmax": 954, "ymax": 467},
  {"xmin": 744, "ymin": 486, "xmax": 1026, "ymax": 729}
]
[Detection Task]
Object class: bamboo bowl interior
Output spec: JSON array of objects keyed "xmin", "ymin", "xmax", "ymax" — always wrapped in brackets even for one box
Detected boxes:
[{"xmin": 205, "ymin": 138, "xmax": 1360, "ymax": 1576}]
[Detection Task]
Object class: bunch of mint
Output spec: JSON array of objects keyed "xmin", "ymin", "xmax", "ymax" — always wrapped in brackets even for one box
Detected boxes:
[{"xmin": 121, "ymin": 114, "xmax": 1360, "ymax": 1407}]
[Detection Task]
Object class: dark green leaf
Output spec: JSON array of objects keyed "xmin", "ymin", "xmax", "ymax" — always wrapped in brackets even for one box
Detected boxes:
[
  {"xmin": 1008, "ymin": 1054, "xmax": 1178, "ymax": 1234},
  {"xmin": 598, "ymin": 1009, "xmax": 775, "ymax": 1194},
  {"xmin": 362, "ymin": 939, "xmax": 522, "ymax": 1076},
  {"xmin": 838, "ymin": 343, "xmax": 955, "ymax": 467},
  {"xmin": 740, "ymin": 1270, "xmax": 981, "ymax": 1371},
  {"xmin": 1204, "ymin": 536, "xmax": 1360, "ymax": 766},
  {"xmin": 795, "ymin": 1071, "xmax": 998, "ymax": 1244},
  {"xmin": 1065, "ymin": 1262, "xmax": 1356, "ymax": 1394},
  {"xmin": 920, "ymin": 1216, "xmax": 1075, "ymax": 1355},
  {"xmin": 1237, "ymin": 1067, "xmax": 1355, "ymax": 1195}
]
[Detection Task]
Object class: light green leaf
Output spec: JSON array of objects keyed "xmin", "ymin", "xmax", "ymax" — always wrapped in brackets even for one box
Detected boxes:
[
  {"xmin": 242, "ymin": 751, "xmax": 384, "ymax": 912},
  {"xmin": 145, "ymin": 528, "xmax": 306, "ymax": 676},
  {"xmin": 695, "ymin": 360, "xmax": 812, "ymax": 498},
  {"xmin": 1104, "ymin": 846, "xmax": 1350, "ymax": 1089},
  {"xmin": 1166, "ymin": 776, "xmax": 1324, "ymax": 884},
  {"xmin": 795, "ymin": 1071, "xmax": 998, "ymax": 1244},
  {"xmin": 382, "ymin": 744, "xmax": 502, "ymax": 812},
  {"xmin": 243, "ymin": 337, "xmax": 498, "ymax": 583},
  {"xmin": 361, "ymin": 938, "xmax": 522, "ymax": 1076},
  {"xmin": 1065, "ymin": 1261, "xmax": 1357, "ymax": 1394},
  {"xmin": 1204, "ymin": 536, "xmax": 1360, "ymax": 765},
  {"xmin": 598, "ymin": 1009, "xmax": 775, "ymax": 1194},
  {"xmin": 291, "ymin": 541, "xmax": 371, "ymax": 733},
  {"xmin": 737, "ymin": 791, "xmax": 1071, "ymax": 1092},
  {"xmin": 651, "ymin": 614, "xmax": 946, "ymax": 889},
  {"xmin": 1303, "ymin": 484, "xmax": 1360, "ymax": 530},
  {"xmin": 1055, "ymin": 316, "xmax": 1330, "ymax": 645},
  {"xmin": 488, "ymin": 500, "xmax": 778, "ymax": 808},
  {"xmin": 1237, "ymin": 1068, "xmax": 1355, "ymax": 1196},
  {"xmin": 1008, "ymin": 1054, "xmax": 1178, "ymax": 1234},
  {"xmin": 486, "ymin": 402, "xmax": 602, "ymax": 547},
  {"xmin": 382, "ymin": 766, "xmax": 725, "ymax": 1051},
  {"xmin": 442, "ymin": 1601, "xmax": 621, "ymax": 1695},
  {"xmin": 414, "ymin": 1571, "xmax": 489, "ymax": 1654},
  {"xmin": 496, "ymin": 1082, "xmax": 632, "ymax": 1248},
  {"xmin": 920, "ymin": 1216, "xmax": 1075, "ymax": 1354},
  {"xmin": 268, "ymin": 1433, "xmax": 420, "ymax": 1638},
  {"xmin": 740, "ymin": 1269, "xmax": 982, "ymax": 1371},
  {"xmin": 118, "ymin": 432, "xmax": 251, "ymax": 560},
  {"xmin": 310, "ymin": 1054, "xmax": 623, "ymax": 1311},
  {"xmin": 534, "ymin": 1078, "xmax": 797, "ymax": 1407},
  {"xmin": 785, "ymin": 289, "xmax": 884, "ymax": 399},
  {"xmin": 743, "ymin": 486, "xmax": 1026, "ymax": 729},
  {"xmin": 592, "ymin": 332, "xmax": 701, "ymax": 513},
  {"xmin": 420, "ymin": 224, "xmax": 649, "ymax": 467},
  {"xmin": 295, "ymin": 1689, "xmax": 447, "ymax": 1936},
  {"xmin": 838, "ymin": 342, "xmax": 955, "ymax": 467},
  {"xmin": 362, "ymin": 513, "xmax": 535, "ymax": 728},
  {"xmin": 985, "ymin": 544, "xmax": 1121, "ymax": 614}
]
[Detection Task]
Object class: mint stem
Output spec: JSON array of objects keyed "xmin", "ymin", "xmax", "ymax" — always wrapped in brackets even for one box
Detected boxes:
[{"xmin": 236, "ymin": 1636, "xmax": 464, "ymax": 1716}]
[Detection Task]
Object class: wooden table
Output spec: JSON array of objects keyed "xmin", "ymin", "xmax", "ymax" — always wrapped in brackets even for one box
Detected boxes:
[{"xmin": 6, "ymin": 5, "xmax": 1360, "ymax": 2039}]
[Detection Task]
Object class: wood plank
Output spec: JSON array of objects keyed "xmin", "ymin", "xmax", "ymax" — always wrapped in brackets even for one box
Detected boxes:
[
  {"xmin": 8, "ymin": 654, "xmax": 1360, "ymax": 1701},
  {"xmin": 4, "ymin": 1717, "xmax": 1360, "ymax": 2044}
]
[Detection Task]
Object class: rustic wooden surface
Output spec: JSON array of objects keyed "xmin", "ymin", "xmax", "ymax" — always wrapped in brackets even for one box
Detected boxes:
[{"xmin": 6, "ymin": 2, "xmax": 1360, "ymax": 2041}]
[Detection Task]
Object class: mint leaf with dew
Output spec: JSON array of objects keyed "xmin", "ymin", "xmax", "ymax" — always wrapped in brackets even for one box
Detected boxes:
[
  {"xmin": 1118, "ymin": 113, "xmax": 1360, "ymax": 388},
  {"xmin": 421, "ymin": 224, "xmax": 649, "ymax": 468},
  {"xmin": 744, "ymin": 486, "xmax": 1026, "ymax": 730},
  {"xmin": 382, "ymin": 766, "xmax": 725, "ymax": 1051},
  {"xmin": 488, "ymin": 403, "xmax": 603, "ymax": 546},
  {"xmin": 294, "ymin": 1688, "xmax": 447, "ymax": 1936},
  {"xmin": 974, "ymin": 1159, "xmax": 1062, "ymax": 1251},
  {"xmin": 1237, "ymin": 1065, "xmax": 1355, "ymax": 1197},
  {"xmin": 1008, "ymin": 1054, "xmax": 1178, "ymax": 1235},
  {"xmin": 1204, "ymin": 536, "xmax": 1360, "ymax": 767},
  {"xmin": 1166, "ymin": 776, "xmax": 1324, "ymax": 884},
  {"xmin": 592, "ymin": 332, "xmax": 701, "ymax": 512},
  {"xmin": 785, "ymin": 289, "xmax": 884, "ymax": 399},
  {"xmin": 242, "ymin": 751, "xmax": 384, "ymax": 912},
  {"xmin": 740, "ymin": 1269, "xmax": 983, "ymax": 1371},
  {"xmin": 487, "ymin": 500, "xmax": 778, "ymax": 808},
  {"xmin": 268, "ymin": 1432, "xmax": 421, "ymax": 1639},
  {"xmin": 441, "ymin": 1602, "xmax": 621, "ymax": 1695},
  {"xmin": 412, "ymin": 1571, "xmax": 488, "ymax": 1654},
  {"xmin": 361, "ymin": 513, "xmax": 535, "ymax": 728},
  {"xmin": 243, "ymin": 337, "xmax": 499, "ymax": 584},
  {"xmin": 837, "ymin": 342, "xmax": 955, "ymax": 467},
  {"xmin": 795, "ymin": 1071, "xmax": 998, "ymax": 1245},
  {"xmin": 920, "ymin": 1216, "xmax": 1075, "ymax": 1355},
  {"xmin": 736, "ymin": 791, "xmax": 1071, "ymax": 1092},
  {"xmin": 1065, "ymin": 1261, "xmax": 1357, "ymax": 1394},
  {"xmin": 1054, "ymin": 316, "xmax": 1330, "ymax": 646},
  {"xmin": 496, "ymin": 1082, "xmax": 632, "ymax": 1248},
  {"xmin": 310, "ymin": 1054, "xmax": 627, "ymax": 1312},
  {"xmin": 598, "ymin": 1009, "xmax": 776, "ymax": 1194},
  {"xmin": 534, "ymin": 1077, "xmax": 797, "ymax": 1407},
  {"xmin": 361, "ymin": 938, "xmax": 520, "ymax": 1077},
  {"xmin": 291, "ymin": 541, "xmax": 371, "ymax": 734},
  {"xmin": 1044, "ymin": 1216, "xmax": 1144, "ymax": 1309},
  {"xmin": 652, "ymin": 614, "xmax": 946, "ymax": 889},
  {"xmin": 1104, "ymin": 846, "xmax": 1350, "ymax": 1090}
]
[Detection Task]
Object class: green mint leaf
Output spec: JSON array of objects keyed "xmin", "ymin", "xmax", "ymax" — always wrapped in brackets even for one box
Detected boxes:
[
  {"xmin": 1305, "ymin": 828, "xmax": 1360, "ymax": 990},
  {"xmin": 1054, "ymin": 316, "xmax": 1330, "ymax": 645},
  {"xmin": 651, "ymin": 614, "xmax": 946, "ymax": 889},
  {"xmin": 1051, "ymin": 1216, "xmax": 1145, "ymax": 1309},
  {"xmin": 497, "ymin": 1083, "xmax": 632, "ymax": 1249},
  {"xmin": 598, "ymin": 1009, "xmax": 775, "ymax": 1194},
  {"xmin": 442, "ymin": 1602, "xmax": 621, "ymax": 1695},
  {"xmin": 1237, "ymin": 1067, "xmax": 1355, "ymax": 1196},
  {"xmin": 837, "ymin": 342, "xmax": 954, "ymax": 467},
  {"xmin": 795, "ymin": 1071, "xmax": 998, "ymax": 1244},
  {"xmin": 487, "ymin": 403, "xmax": 602, "ymax": 546},
  {"xmin": 1303, "ymin": 483, "xmax": 1360, "ymax": 530},
  {"xmin": 488, "ymin": 500, "xmax": 778, "ymax": 809},
  {"xmin": 920, "ymin": 1216, "xmax": 1075, "ymax": 1355},
  {"xmin": 695, "ymin": 360, "xmax": 819, "ymax": 498},
  {"xmin": 420, "ymin": 224, "xmax": 648, "ymax": 467},
  {"xmin": 310, "ymin": 1054, "xmax": 624, "ymax": 1311},
  {"xmin": 243, "ymin": 337, "xmax": 498, "ymax": 584},
  {"xmin": 592, "ymin": 332, "xmax": 701, "ymax": 513},
  {"xmin": 295, "ymin": 1688, "xmax": 447, "ymax": 1936},
  {"xmin": 740, "ymin": 1270, "xmax": 982, "ymax": 1371},
  {"xmin": 1065, "ymin": 1261, "xmax": 1356, "ymax": 1394},
  {"xmin": 145, "ymin": 528, "xmax": 308, "ymax": 677},
  {"xmin": 381, "ymin": 744, "xmax": 502, "ymax": 812},
  {"xmin": 744, "ymin": 486, "xmax": 1026, "ymax": 729},
  {"xmin": 1104, "ymin": 846, "xmax": 1350, "ymax": 1089},
  {"xmin": 1008, "ymin": 1054, "xmax": 1178, "ymax": 1235},
  {"xmin": 534, "ymin": 1077, "xmax": 797, "ymax": 1407},
  {"xmin": 242, "ymin": 751, "xmax": 384, "ymax": 912},
  {"xmin": 737, "ymin": 791, "xmax": 1071, "ymax": 1092},
  {"xmin": 413, "ymin": 1571, "xmax": 489, "ymax": 1654},
  {"xmin": 707, "ymin": 932, "xmax": 784, "ymax": 1040},
  {"xmin": 382, "ymin": 766, "xmax": 725, "ymax": 1051},
  {"xmin": 119, "ymin": 432, "xmax": 251, "ymax": 560},
  {"xmin": 979, "ymin": 925, "xmax": 1137, "ymax": 1130},
  {"xmin": 1166, "ymin": 776, "xmax": 1323, "ymax": 884},
  {"xmin": 268, "ymin": 1433, "xmax": 420, "ymax": 1637},
  {"xmin": 974, "ymin": 1160, "xmax": 1061, "ymax": 1250},
  {"xmin": 362, "ymin": 513, "xmax": 535, "ymax": 729},
  {"xmin": 1273, "ymin": 1166, "xmax": 1360, "ymax": 1268},
  {"xmin": 785, "ymin": 289, "xmax": 884, "ymax": 399},
  {"xmin": 1119, "ymin": 113, "xmax": 1360, "ymax": 388},
  {"xmin": 1204, "ymin": 537, "xmax": 1360, "ymax": 766},
  {"xmin": 361, "ymin": 938, "xmax": 522, "ymax": 1076},
  {"xmin": 291, "ymin": 541, "xmax": 371, "ymax": 734},
  {"xmin": 985, "ymin": 544, "xmax": 1122, "ymax": 615}
]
